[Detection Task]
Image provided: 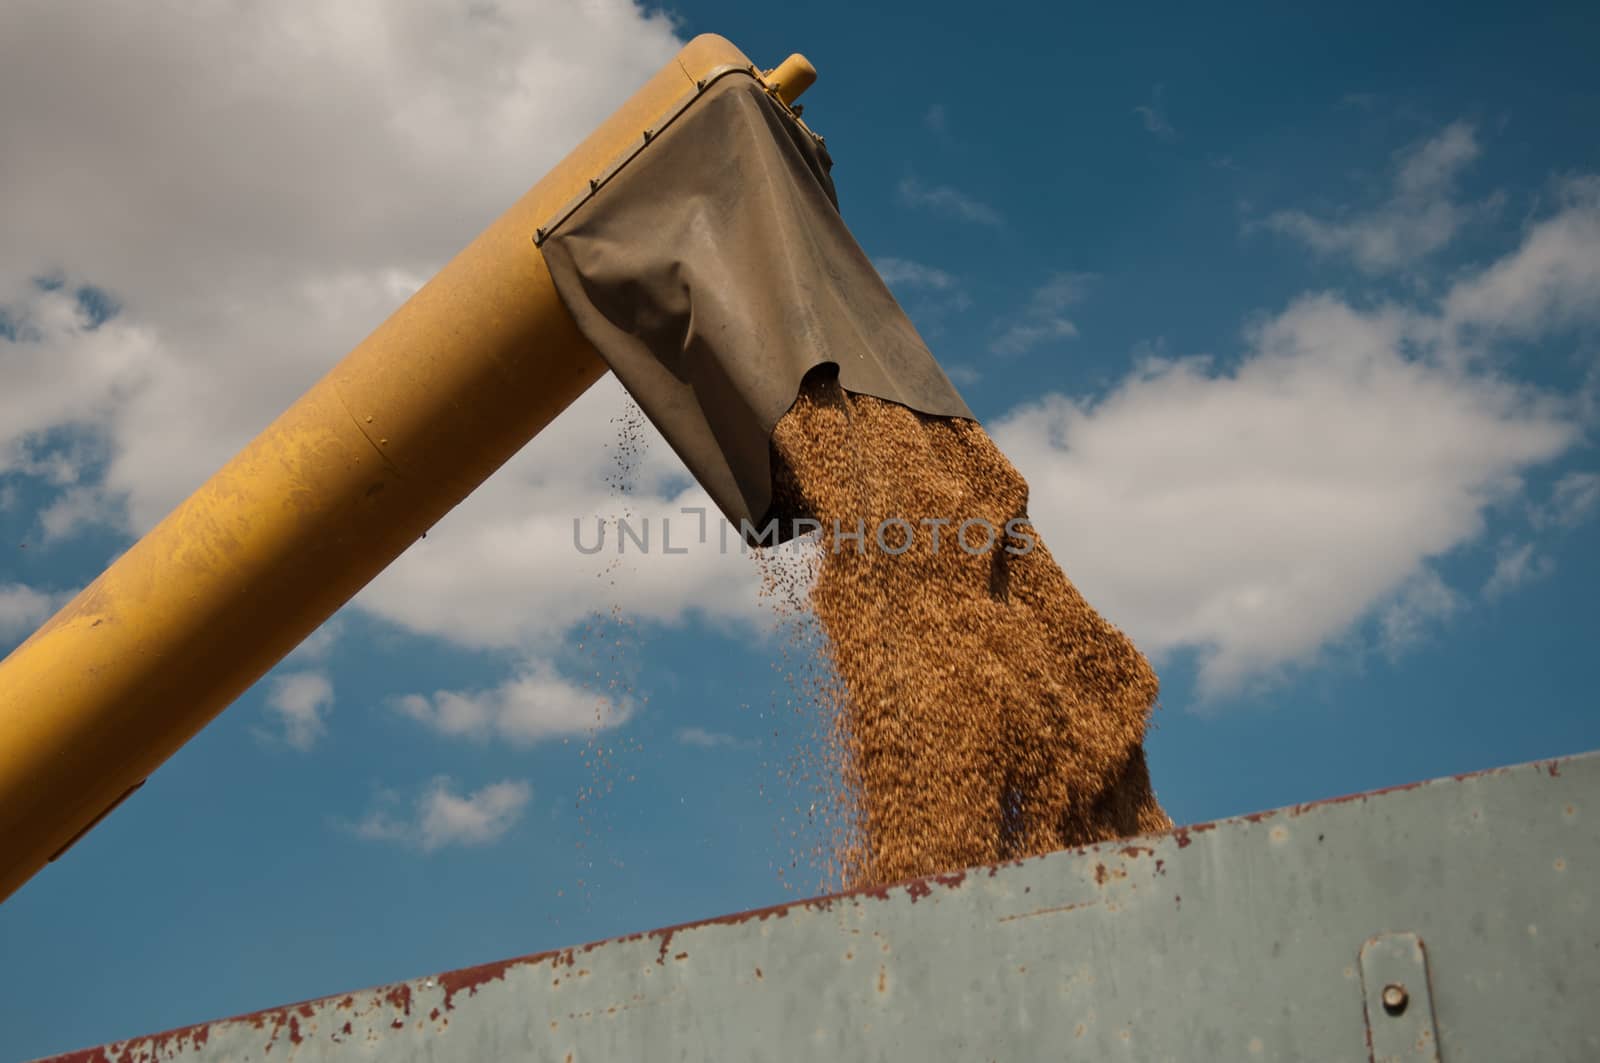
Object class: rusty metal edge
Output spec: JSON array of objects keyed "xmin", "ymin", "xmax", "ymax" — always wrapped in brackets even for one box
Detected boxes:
[{"xmin": 32, "ymin": 750, "xmax": 1588, "ymax": 1063}]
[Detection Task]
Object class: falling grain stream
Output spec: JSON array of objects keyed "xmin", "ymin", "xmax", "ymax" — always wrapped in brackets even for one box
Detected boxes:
[{"xmin": 765, "ymin": 372, "xmax": 1170, "ymax": 890}]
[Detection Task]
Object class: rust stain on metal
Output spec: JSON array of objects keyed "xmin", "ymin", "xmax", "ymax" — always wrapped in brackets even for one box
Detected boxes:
[
  {"xmin": 1547, "ymin": 760, "xmax": 1563, "ymax": 778},
  {"xmin": 1088, "ymin": 861, "xmax": 1129, "ymax": 885},
  {"xmin": 52, "ymin": 1020, "xmax": 216, "ymax": 1063},
  {"xmin": 384, "ymin": 984, "xmax": 412, "ymax": 1016},
  {"xmin": 1289, "ymin": 779, "xmax": 1428, "ymax": 816},
  {"xmin": 652, "ymin": 927, "xmax": 679, "ymax": 966},
  {"xmin": 903, "ymin": 870, "xmax": 966, "ymax": 903},
  {"xmin": 754, "ymin": 967, "xmax": 763, "ymax": 980},
  {"xmin": 437, "ymin": 956, "xmax": 524, "ymax": 1010}
]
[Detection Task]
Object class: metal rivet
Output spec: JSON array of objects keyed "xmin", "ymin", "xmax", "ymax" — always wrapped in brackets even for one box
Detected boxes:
[{"xmin": 1381, "ymin": 984, "xmax": 1409, "ymax": 1015}]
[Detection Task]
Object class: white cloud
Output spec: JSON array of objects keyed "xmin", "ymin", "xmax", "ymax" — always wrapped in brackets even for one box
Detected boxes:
[
  {"xmin": 1483, "ymin": 539, "xmax": 1555, "ymax": 600},
  {"xmin": 990, "ymin": 274, "xmax": 1089, "ymax": 357},
  {"xmin": 1378, "ymin": 569, "xmax": 1461, "ymax": 658},
  {"xmin": 873, "ymin": 255, "xmax": 971, "ymax": 337},
  {"xmin": 990, "ymin": 318, "xmax": 1078, "ymax": 358},
  {"xmin": 284, "ymin": 617, "xmax": 346, "ymax": 666},
  {"xmin": 0, "ymin": 0, "xmax": 682, "ymax": 528},
  {"xmin": 0, "ymin": 2, "xmax": 786, "ymax": 721},
  {"xmin": 1263, "ymin": 122, "xmax": 1498, "ymax": 272},
  {"xmin": 0, "ymin": 280, "xmax": 159, "ymax": 488},
  {"xmin": 875, "ymin": 257, "xmax": 959, "ymax": 291},
  {"xmin": 265, "ymin": 670, "xmax": 335, "ymax": 751},
  {"xmin": 897, "ymin": 177, "xmax": 1003, "ymax": 226},
  {"xmin": 36, "ymin": 485, "xmax": 119, "ymax": 542},
  {"xmin": 1442, "ymin": 177, "xmax": 1600, "ymax": 342},
  {"xmin": 353, "ymin": 777, "xmax": 532, "ymax": 852},
  {"xmin": 0, "ymin": 7, "xmax": 781, "ymax": 849},
  {"xmin": 1133, "ymin": 85, "xmax": 1176, "ymax": 140},
  {"xmin": 1536, "ymin": 470, "xmax": 1600, "ymax": 529},
  {"xmin": 353, "ymin": 378, "xmax": 772, "ymax": 653},
  {"xmin": 394, "ymin": 659, "xmax": 633, "ymax": 746},
  {"xmin": 676, "ymin": 726, "xmax": 752, "ymax": 749},
  {"xmin": 0, "ymin": 583, "xmax": 60, "ymax": 641},
  {"xmin": 1484, "ymin": 469, "xmax": 1600, "ymax": 598},
  {"xmin": 993, "ymin": 190, "xmax": 1598, "ymax": 696}
]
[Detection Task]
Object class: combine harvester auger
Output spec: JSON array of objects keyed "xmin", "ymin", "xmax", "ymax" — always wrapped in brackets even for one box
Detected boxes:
[{"xmin": 3, "ymin": 35, "xmax": 1594, "ymax": 1062}]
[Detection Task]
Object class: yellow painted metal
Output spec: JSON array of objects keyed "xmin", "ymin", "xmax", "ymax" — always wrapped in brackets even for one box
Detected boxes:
[
  {"xmin": 0, "ymin": 35, "xmax": 814, "ymax": 904},
  {"xmin": 766, "ymin": 54, "xmax": 818, "ymax": 107}
]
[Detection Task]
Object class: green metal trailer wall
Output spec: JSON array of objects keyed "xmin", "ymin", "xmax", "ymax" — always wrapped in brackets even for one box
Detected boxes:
[{"xmin": 39, "ymin": 751, "xmax": 1598, "ymax": 1062}]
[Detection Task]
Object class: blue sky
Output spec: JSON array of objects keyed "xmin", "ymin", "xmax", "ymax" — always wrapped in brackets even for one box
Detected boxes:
[{"xmin": 2, "ymin": 1, "xmax": 1598, "ymax": 1058}]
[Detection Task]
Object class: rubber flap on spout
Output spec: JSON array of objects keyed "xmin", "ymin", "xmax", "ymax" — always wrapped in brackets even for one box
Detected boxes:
[{"xmin": 540, "ymin": 73, "xmax": 973, "ymax": 543}]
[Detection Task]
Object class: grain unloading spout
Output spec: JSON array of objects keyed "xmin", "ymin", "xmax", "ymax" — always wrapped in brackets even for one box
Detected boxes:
[
  {"xmin": 537, "ymin": 65, "xmax": 971, "ymax": 538},
  {"xmin": 0, "ymin": 36, "xmax": 873, "ymax": 904}
]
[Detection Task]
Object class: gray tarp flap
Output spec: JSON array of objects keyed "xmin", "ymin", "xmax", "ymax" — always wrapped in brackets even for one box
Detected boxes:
[{"xmin": 541, "ymin": 74, "xmax": 974, "ymax": 540}]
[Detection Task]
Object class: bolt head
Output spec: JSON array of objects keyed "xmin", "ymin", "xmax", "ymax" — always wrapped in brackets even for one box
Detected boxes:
[{"xmin": 1381, "ymin": 983, "xmax": 1409, "ymax": 1015}]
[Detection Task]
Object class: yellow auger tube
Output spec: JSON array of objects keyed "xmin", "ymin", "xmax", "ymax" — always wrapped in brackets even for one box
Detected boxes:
[{"xmin": 0, "ymin": 36, "xmax": 811, "ymax": 904}]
